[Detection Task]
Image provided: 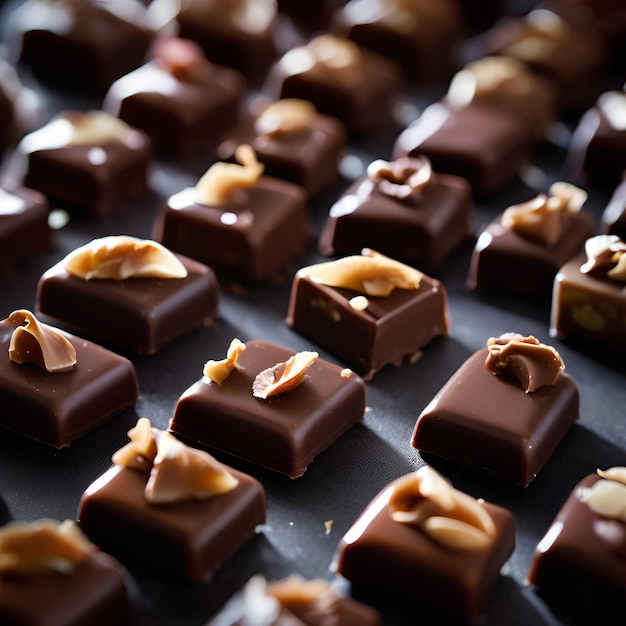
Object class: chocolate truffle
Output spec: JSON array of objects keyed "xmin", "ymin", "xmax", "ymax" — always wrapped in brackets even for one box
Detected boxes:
[
  {"xmin": 153, "ymin": 144, "xmax": 310, "ymax": 283},
  {"xmin": 566, "ymin": 89, "xmax": 626, "ymax": 190},
  {"xmin": 36, "ymin": 235, "xmax": 219, "ymax": 355},
  {"xmin": 602, "ymin": 177, "xmax": 626, "ymax": 238},
  {"xmin": 0, "ymin": 185, "xmax": 50, "ymax": 274},
  {"xmin": 175, "ymin": 0, "xmax": 278, "ymax": 84},
  {"xmin": 550, "ymin": 235, "xmax": 626, "ymax": 351},
  {"xmin": 0, "ymin": 310, "xmax": 138, "ymax": 448},
  {"xmin": 527, "ymin": 467, "xmax": 626, "ymax": 622},
  {"xmin": 13, "ymin": 110, "xmax": 152, "ymax": 217},
  {"xmin": 412, "ymin": 334, "xmax": 579, "ymax": 487},
  {"xmin": 0, "ymin": 519, "xmax": 131, "ymax": 626},
  {"xmin": 286, "ymin": 250, "xmax": 449, "ymax": 379},
  {"xmin": 335, "ymin": 466, "xmax": 516, "ymax": 624},
  {"xmin": 216, "ymin": 98, "xmax": 346, "ymax": 198},
  {"xmin": 207, "ymin": 575, "xmax": 382, "ymax": 625},
  {"xmin": 79, "ymin": 419, "xmax": 266, "ymax": 581},
  {"xmin": 11, "ymin": 0, "xmax": 154, "ymax": 96},
  {"xmin": 392, "ymin": 100, "xmax": 532, "ymax": 196},
  {"xmin": 264, "ymin": 34, "xmax": 403, "ymax": 135},
  {"xmin": 467, "ymin": 182, "xmax": 595, "ymax": 297},
  {"xmin": 318, "ymin": 155, "xmax": 473, "ymax": 273},
  {"xmin": 169, "ymin": 338, "xmax": 366, "ymax": 478},
  {"xmin": 103, "ymin": 37, "xmax": 246, "ymax": 159},
  {"xmin": 330, "ymin": 0, "xmax": 463, "ymax": 84}
]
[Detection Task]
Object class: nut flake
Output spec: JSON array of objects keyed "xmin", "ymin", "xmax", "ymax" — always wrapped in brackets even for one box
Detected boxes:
[
  {"xmin": 64, "ymin": 110, "xmax": 136, "ymax": 146},
  {"xmin": 112, "ymin": 417, "xmax": 159, "ymax": 471},
  {"xmin": 0, "ymin": 519, "xmax": 92, "ymax": 575},
  {"xmin": 267, "ymin": 576, "xmax": 338, "ymax": 607},
  {"xmin": 579, "ymin": 468, "xmax": 626, "ymax": 522},
  {"xmin": 154, "ymin": 36, "xmax": 212, "ymax": 83},
  {"xmin": 203, "ymin": 338, "xmax": 246, "ymax": 384},
  {"xmin": 195, "ymin": 144, "xmax": 264, "ymax": 206},
  {"xmin": 388, "ymin": 466, "xmax": 496, "ymax": 552},
  {"xmin": 5, "ymin": 309, "xmax": 76, "ymax": 373},
  {"xmin": 63, "ymin": 235, "xmax": 188, "ymax": 280},
  {"xmin": 254, "ymin": 99, "xmax": 317, "ymax": 137},
  {"xmin": 252, "ymin": 351, "xmax": 318, "ymax": 399},
  {"xmin": 301, "ymin": 248, "xmax": 422, "ymax": 297},
  {"xmin": 308, "ymin": 35, "xmax": 361, "ymax": 70},
  {"xmin": 367, "ymin": 156, "xmax": 432, "ymax": 202},
  {"xmin": 580, "ymin": 234, "xmax": 626, "ymax": 283}
]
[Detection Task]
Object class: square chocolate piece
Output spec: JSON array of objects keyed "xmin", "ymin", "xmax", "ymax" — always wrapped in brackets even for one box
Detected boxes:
[
  {"xmin": 0, "ymin": 521, "xmax": 131, "ymax": 626},
  {"xmin": 550, "ymin": 238, "xmax": 626, "ymax": 351},
  {"xmin": 104, "ymin": 37, "xmax": 246, "ymax": 159},
  {"xmin": 412, "ymin": 336, "xmax": 579, "ymax": 487},
  {"xmin": 79, "ymin": 460, "xmax": 266, "ymax": 582},
  {"xmin": 527, "ymin": 470, "xmax": 626, "ymax": 622},
  {"xmin": 36, "ymin": 238, "xmax": 219, "ymax": 355},
  {"xmin": 264, "ymin": 34, "xmax": 403, "ymax": 135},
  {"xmin": 17, "ymin": 110, "xmax": 152, "ymax": 217},
  {"xmin": 286, "ymin": 252, "xmax": 449, "ymax": 379},
  {"xmin": 335, "ymin": 467, "xmax": 516, "ymax": 624},
  {"xmin": 0, "ymin": 312, "xmax": 138, "ymax": 448},
  {"xmin": 169, "ymin": 339, "xmax": 366, "ymax": 478},
  {"xmin": 0, "ymin": 185, "xmax": 50, "ymax": 274},
  {"xmin": 392, "ymin": 101, "xmax": 532, "ymax": 196},
  {"xmin": 318, "ymin": 156, "xmax": 473, "ymax": 273},
  {"xmin": 13, "ymin": 0, "xmax": 153, "ymax": 96}
]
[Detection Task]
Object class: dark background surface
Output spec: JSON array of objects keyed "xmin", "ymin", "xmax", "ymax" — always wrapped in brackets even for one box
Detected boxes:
[{"xmin": 0, "ymin": 1, "xmax": 624, "ymax": 624}]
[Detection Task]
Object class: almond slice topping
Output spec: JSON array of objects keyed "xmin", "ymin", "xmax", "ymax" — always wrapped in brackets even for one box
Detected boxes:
[
  {"xmin": 0, "ymin": 519, "xmax": 92, "ymax": 575},
  {"xmin": 203, "ymin": 338, "xmax": 246, "ymax": 384},
  {"xmin": 195, "ymin": 144, "xmax": 264, "ymax": 206},
  {"xmin": 252, "ymin": 351, "xmax": 318, "ymax": 399},
  {"xmin": 111, "ymin": 417, "xmax": 159, "ymax": 471},
  {"xmin": 62, "ymin": 235, "xmax": 187, "ymax": 280},
  {"xmin": 145, "ymin": 431, "xmax": 239, "ymax": 504},
  {"xmin": 5, "ymin": 309, "xmax": 76, "ymax": 373},
  {"xmin": 254, "ymin": 99, "xmax": 317, "ymax": 137},
  {"xmin": 301, "ymin": 249, "xmax": 422, "ymax": 297}
]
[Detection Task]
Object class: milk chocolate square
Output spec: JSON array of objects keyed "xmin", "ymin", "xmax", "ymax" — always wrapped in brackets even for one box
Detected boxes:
[{"xmin": 169, "ymin": 340, "xmax": 366, "ymax": 478}]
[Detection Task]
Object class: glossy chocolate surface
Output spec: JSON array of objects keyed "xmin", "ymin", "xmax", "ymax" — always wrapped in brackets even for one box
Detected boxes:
[
  {"xmin": 0, "ymin": 549, "xmax": 131, "ymax": 626},
  {"xmin": 0, "ymin": 317, "xmax": 138, "ymax": 447},
  {"xmin": 335, "ymin": 476, "xmax": 516, "ymax": 624},
  {"xmin": 215, "ymin": 112, "xmax": 346, "ymax": 198},
  {"xmin": 0, "ymin": 185, "xmax": 50, "ymax": 274},
  {"xmin": 602, "ymin": 178, "xmax": 626, "ymax": 238},
  {"xmin": 392, "ymin": 101, "xmax": 532, "ymax": 196},
  {"xmin": 36, "ymin": 254, "xmax": 219, "ymax": 355},
  {"xmin": 79, "ymin": 463, "xmax": 266, "ymax": 582},
  {"xmin": 412, "ymin": 347, "xmax": 579, "ymax": 487},
  {"xmin": 153, "ymin": 177, "xmax": 310, "ymax": 283},
  {"xmin": 286, "ymin": 271, "xmax": 449, "ymax": 379},
  {"xmin": 527, "ymin": 473, "xmax": 626, "ymax": 622},
  {"xmin": 170, "ymin": 340, "xmax": 366, "ymax": 478},
  {"xmin": 104, "ymin": 58, "xmax": 245, "ymax": 159},
  {"xmin": 467, "ymin": 211, "xmax": 594, "ymax": 297},
  {"xmin": 550, "ymin": 254, "xmax": 626, "ymax": 351},
  {"xmin": 318, "ymin": 170, "xmax": 473, "ymax": 273}
]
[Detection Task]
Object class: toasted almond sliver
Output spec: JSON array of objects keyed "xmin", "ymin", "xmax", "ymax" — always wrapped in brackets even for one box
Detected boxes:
[
  {"xmin": 597, "ymin": 467, "xmax": 626, "ymax": 485},
  {"xmin": 112, "ymin": 417, "xmax": 159, "ymax": 471},
  {"xmin": 421, "ymin": 516, "xmax": 494, "ymax": 551},
  {"xmin": 252, "ymin": 351, "xmax": 318, "ymax": 399},
  {"xmin": 579, "ymin": 479, "xmax": 626, "ymax": 521},
  {"xmin": 203, "ymin": 338, "xmax": 246, "ymax": 384}
]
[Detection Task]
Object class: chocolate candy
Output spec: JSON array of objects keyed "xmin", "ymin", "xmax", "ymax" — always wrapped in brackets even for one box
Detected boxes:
[
  {"xmin": 392, "ymin": 101, "xmax": 532, "ymax": 196},
  {"xmin": 318, "ymin": 156, "xmax": 473, "ymax": 273},
  {"xmin": 16, "ymin": 111, "xmax": 152, "ymax": 217},
  {"xmin": 0, "ymin": 312, "xmax": 138, "ymax": 448},
  {"xmin": 335, "ymin": 467, "xmax": 516, "ymax": 624},
  {"xmin": 0, "ymin": 185, "xmax": 50, "ymax": 274},
  {"xmin": 286, "ymin": 251, "xmax": 449, "ymax": 379},
  {"xmin": 412, "ymin": 334, "xmax": 579, "ymax": 487},
  {"xmin": 527, "ymin": 469, "xmax": 626, "ymax": 622},
  {"xmin": 36, "ymin": 237, "xmax": 219, "ymax": 355},
  {"xmin": 104, "ymin": 37, "xmax": 246, "ymax": 159},
  {"xmin": 169, "ymin": 339, "xmax": 366, "ymax": 478},
  {"xmin": 602, "ymin": 178, "xmax": 626, "ymax": 238}
]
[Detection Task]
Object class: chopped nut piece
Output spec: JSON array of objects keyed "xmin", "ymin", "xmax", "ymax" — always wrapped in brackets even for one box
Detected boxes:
[
  {"xmin": 349, "ymin": 295, "xmax": 369, "ymax": 311},
  {"xmin": 195, "ymin": 144, "xmax": 264, "ymax": 206},
  {"xmin": 301, "ymin": 249, "xmax": 422, "ymax": 297},
  {"xmin": 252, "ymin": 351, "xmax": 318, "ymax": 399},
  {"xmin": 579, "ymin": 470, "xmax": 626, "ymax": 522},
  {"xmin": 4, "ymin": 309, "xmax": 76, "ymax": 373},
  {"xmin": 254, "ymin": 99, "xmax": 317, "ymax": 137},
  {"xmin": 0, "ymin": 519, "xmax": 92, "ymax": 575},
  {"xmin": 308, "ymin": 35, "xmax": 361, "ymax": 70},
  {"xmin": 367, "ymin": 156, "xmax": 432, "ymax": 202},
  {"xmin": 112, "ymin": 417, "xmax": 159, "ymax": 471},
  {"xmin": 63, "ymin": 235, "xmax": 188, "ymax": 280},
  {"xmin": 267, "ymin": 576, "xmax": 337, "ymax": 606},
  {"xmin": 153, "ymin": 36, "xmax": 212, "ymax": 83},
  {"xmin": 388, "ymin": 466, "xmax": 496, "ymax": 552},
  {"xmin": 203, "ymin": 338, "xmax": 246, "ymax": 384},
  {"xmin": 145, "ymin": 431, "xmax": 239, "ymax": 504},
  {"xmin": 485, "ymin": 333, "xmax": 564, "ymax": 392},
  {"xmin": 580, "ymin": 235, "xmax": 626, "ymax": 282},
  {"xmin": 63, "ymin": 110, "xmax": 136, "ymax": 146},
  {"xmin": 597, "ymin": 466, "xmax": 626, "ymax": 485}
]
